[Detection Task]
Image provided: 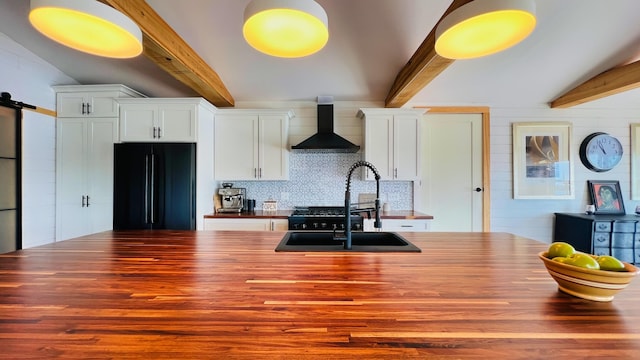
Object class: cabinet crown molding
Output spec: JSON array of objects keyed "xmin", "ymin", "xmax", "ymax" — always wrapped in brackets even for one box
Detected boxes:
[
  {"xmin": 115, "ymin": 97, "xmax": 217, "ymax": 113},
  {"xmin": 357, "ymin": 108, "xmax": 426, "ymax": 118},
  {"xmin": 52, "ymin": 84, "xmax": 146, "ymax": 98},
  {"xmin": 215, "ymin": 108, "xmax": 296, "ymax": 119}
]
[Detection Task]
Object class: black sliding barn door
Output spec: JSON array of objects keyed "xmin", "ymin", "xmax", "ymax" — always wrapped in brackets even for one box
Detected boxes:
[{"xmin": 0, "ymin": 99, "xmax": 21, "ymax": 253}]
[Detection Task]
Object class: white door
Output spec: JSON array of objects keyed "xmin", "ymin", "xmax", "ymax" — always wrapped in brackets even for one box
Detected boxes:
[
  {"xmin": 419, "ymin": 113, "xmax": 483, "ymax": 231},
  {"xmin": 159, "ymin": 105, "xmax": 196, "ymax": 142},
  {"xmin": 120, "ymin": 104, "xmax": 157, "ymax": 141},
  {"xmin": 56, "ymin": 119, "xmax": 89, "ymax": 240},
  {"xmin": 214, "ymin": 115, "xmax": 258, "ymax": 180},
  {"xmin": 394, "ymin": 115, "xmax": 421, "ymax": 180},
  {"xmin": 364, "ymin": 115, "xmax": 394, "ymax": 180},
  {"xmin": 86, "ymin": 118, "xmax": 117, "ymax": 234},
  {"xmin": 259, "ymin": 114, "xmax": 289, "ymax": 180}
]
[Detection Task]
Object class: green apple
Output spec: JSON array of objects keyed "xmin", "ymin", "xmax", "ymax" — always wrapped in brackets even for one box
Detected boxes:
[
  {"xmin": 552, "ymin": 256, "xmax": 569, "ymax": 263},
  {"xmin": 548, "ymin": 242, "xmax": 576, "ymax": 258},
  {"xmin": 596, "ymin": 255, "xmax": 626, "ymax": 272},
  {"xmin": 564, "ymin": 253, "xmax": 600, "ymax": 270}
]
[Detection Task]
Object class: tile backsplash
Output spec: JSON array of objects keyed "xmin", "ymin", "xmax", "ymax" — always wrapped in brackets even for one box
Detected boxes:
[{"xmin": 227, "ymin": 153, "xmax": 413, "ymax": 210}]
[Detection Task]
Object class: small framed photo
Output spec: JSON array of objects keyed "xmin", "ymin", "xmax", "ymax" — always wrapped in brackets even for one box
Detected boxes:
[{"xmin": 588, "ymin": 180, "xmax": 625, "ymax": 214}]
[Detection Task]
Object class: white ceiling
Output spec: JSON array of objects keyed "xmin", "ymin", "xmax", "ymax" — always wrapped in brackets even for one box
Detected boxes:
[{"xmin": 1, "ymin": 0, "xmax": 640, "ymax": 109}]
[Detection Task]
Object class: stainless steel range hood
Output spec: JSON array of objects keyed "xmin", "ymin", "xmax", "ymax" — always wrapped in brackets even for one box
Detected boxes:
[{"xmin": 291, "ymin": 100, "xmax": 360, "ymax": 153}]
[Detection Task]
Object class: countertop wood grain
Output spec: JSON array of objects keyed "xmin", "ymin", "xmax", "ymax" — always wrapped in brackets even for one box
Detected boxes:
[
  {"xmin": 1, "ymin": 230, "xmax": 638, "ymax": 358},
  {"xmin": 205, "ymin": 210, "xmax": 434, "ymax": 219},
  {"xmin": 205, "ymin": 210, "xmax": 292, "ymax": 218}
]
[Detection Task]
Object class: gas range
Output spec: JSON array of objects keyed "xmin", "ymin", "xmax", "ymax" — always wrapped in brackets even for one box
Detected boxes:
[{"xmin": 288, "ymin": 206, "xmax": 363, "ymax": 231}]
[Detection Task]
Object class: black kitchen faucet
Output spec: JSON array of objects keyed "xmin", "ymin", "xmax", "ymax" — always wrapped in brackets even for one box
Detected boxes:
[{"xmin": 334, "ymin": 160, "xmax": 382, "ymax": 250}]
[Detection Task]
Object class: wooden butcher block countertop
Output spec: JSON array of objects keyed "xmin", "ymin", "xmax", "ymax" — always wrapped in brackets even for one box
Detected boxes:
[
  {"xmin": 205, "ymin": 209, "xmax": 433, "ymax": 219},
  {"xmin": 1, "ymin": 230, "xmax": 639, "ymax": 358}
]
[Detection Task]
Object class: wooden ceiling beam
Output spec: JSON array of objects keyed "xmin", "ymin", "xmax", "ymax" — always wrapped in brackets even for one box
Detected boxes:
[
  {"xmin": 385, "ymin": 0, "xmax": 473, "ymax": 108},
  {"xmin": 550, "ymin": 60, "xmax": 640, "ymax": 108},
  {"xmin": 100, "ymin": 0, "xmax": 234, "ymax": 107}
]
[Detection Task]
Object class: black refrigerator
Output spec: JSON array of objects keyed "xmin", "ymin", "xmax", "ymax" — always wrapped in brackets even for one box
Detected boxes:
[{"xmin": 114, "ymin": 143, "xmax": 196, "ymax": 230}]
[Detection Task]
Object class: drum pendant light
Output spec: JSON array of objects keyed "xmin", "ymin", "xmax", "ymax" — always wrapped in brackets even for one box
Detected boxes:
[
  {"xmin": 28, "ymin": 0, "xmax": 143, "ymax": 58},
  {"xmin": 243, "ymin": 0, "xmax": 329, "ymax": 58},
  {"xmin": 435, "ymin": 0, "xmax": 536, "ymax": 60}
]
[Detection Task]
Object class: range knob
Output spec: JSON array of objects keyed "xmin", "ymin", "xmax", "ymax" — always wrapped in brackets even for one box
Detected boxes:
[
  {"xmin": 301, "ymin": 223, "xmax": 307, "ymax": 230},
  {"xmin": 353, "ymin": 223, "xmax": 361, "ymax": 231}
]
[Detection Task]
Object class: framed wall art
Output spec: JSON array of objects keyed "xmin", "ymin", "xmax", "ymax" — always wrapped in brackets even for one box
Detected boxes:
[
  {"xmin": 631, "ymin": 124, "xmax": 640, "ymax": 200},
  {"xmin": 512, "ymin": 122, "xmax": 574, "ymax": 199},
  {"xmin": 588, "ymin": 180, "xmax": 625, "ymax": 214}
]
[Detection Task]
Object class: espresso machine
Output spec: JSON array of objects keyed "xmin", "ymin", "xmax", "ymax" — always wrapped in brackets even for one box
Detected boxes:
[{"xmin": 217, "ymin": 183, "xmax": 246, "ymax": 213}]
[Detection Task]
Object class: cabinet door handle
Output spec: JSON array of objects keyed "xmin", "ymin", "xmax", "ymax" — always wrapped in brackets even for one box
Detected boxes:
[
  {"xmin": 474, "ymin": 187, "xmax": 483, "ymax": 192},
  {"xmin": 394, "ymin": 168, "xmax": 398, "ymax": 179},
  {"xmin": 150, "ymin": 154, "xmax": 155, "ymax": 223},
  {"xmin": 254, "ymin": 168, "xmax": 257, "ymax": 179},
  {"xmin": 86, "ymin": 103, "xmax": 91, "ymax": 114},
  {"xmin": 259, "ymin": 168, "xmax": 262, "ymax": 179},
  {"xmin": 82, "ymin": 195, "xmax": 86, "ymax": 207},
  {"xmin": 82, "ymin": 103, "xmax": 86, "ymax": 115},
  {"xmin": 86, "ymin": 195, "xmax": 90, "ymax": 207},
  {"xmin": 144, "ymin": 154, "xmax": 150, "ymax": 223},
  {"xmin": 153, "ymin": 127, "xmax": 157, "ymax": 139},
  {"xmin": 157, "ymin": 127, "xmax": 162, "ymax": 139}
]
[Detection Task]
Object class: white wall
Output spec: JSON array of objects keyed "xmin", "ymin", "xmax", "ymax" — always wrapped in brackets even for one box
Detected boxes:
[
  {"xmin": 491, "ymin": 106, "xmax": 640, "ymax": 243},
  {"xmin": 0, "ymin": 33, "xmax": 76, "ymax": 249}
]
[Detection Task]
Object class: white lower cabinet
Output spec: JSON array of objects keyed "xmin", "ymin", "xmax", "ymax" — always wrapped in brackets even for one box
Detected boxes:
[
  {"xmin": 364, "ymin": 219, "xmax": 431, "ymax": 232},
  {"xmin": 204, "ymin": 218, "xmax": 288, "ymax": 231},
  {"xmin": 56, "ymin": 118, "xmax": 117, "ymax": 241}
]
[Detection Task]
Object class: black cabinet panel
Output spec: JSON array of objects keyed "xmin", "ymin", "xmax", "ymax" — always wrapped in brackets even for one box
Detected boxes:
[
  {"xmin": 114, "ymin": 143, "xmax": 196, "ymax": 230},
  {"xmin": 554, "ymin": 213, "xmax": 638, "ymax": 264}
]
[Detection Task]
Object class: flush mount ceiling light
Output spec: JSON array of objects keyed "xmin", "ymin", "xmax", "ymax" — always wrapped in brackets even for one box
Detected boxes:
[
  {"xmin": 435, "ymin": 0, "xmax": 536, "ymax": 60},
  {"xmin": 28, "ymin": 0, "xmax": 142, "ymax": 58},
  {"xmin": 243, "ymin": 0, "xmax": 329, "ymax": 58}
]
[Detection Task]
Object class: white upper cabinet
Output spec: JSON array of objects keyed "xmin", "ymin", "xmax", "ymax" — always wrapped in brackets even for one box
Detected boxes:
[
  {"xmin": 214, "ymin": 109, "xmax": 294, "ymax": 180},
  {"xmin": 118, "ymin": 98, "xmax": 211, "ymax": 142},
  {"xmin": 358, "ymin": 108, "xmax": 426, "ymax": 180},
  {"xmin": 53, "ymin": 84, "xmax": 144, "ymax": 118}
]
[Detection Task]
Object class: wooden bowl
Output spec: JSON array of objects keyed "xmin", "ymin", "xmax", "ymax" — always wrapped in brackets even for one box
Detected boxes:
[{"xmin": 538, "ymin": 251, "xmax": 639, "ymax": 302}]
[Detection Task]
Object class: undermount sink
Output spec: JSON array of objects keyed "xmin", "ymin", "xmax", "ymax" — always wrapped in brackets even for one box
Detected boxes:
[{"xmin": 274, "ymin": 231, "xmax": 421, "ymax": 252}]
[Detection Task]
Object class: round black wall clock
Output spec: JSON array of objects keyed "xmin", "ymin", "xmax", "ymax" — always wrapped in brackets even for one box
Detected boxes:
[{"xmin": 579, "ymin": 132, "xmax": 623, "ymax": 172}]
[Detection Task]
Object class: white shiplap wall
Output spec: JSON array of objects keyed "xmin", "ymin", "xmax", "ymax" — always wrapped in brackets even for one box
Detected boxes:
[
  {"xmin": 491, "ymin": 106, "xmax": 640, "ymax": 242},
  {"xmin": 0, "ymin": 33, "xmax": 76, "ymax": 249}
]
